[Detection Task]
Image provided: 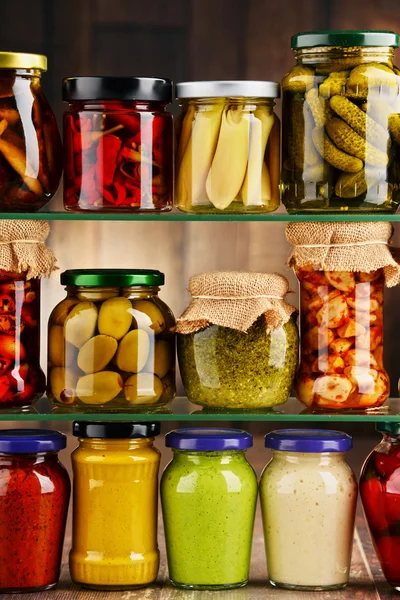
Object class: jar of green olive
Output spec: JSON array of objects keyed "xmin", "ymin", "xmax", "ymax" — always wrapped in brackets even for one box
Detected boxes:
[{"xmin": 47, "ymin": 269, "xmax": 175, "ymax": 411}]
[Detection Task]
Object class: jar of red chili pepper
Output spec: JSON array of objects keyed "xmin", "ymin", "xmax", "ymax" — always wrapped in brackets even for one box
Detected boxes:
[
  {"xmin": 360, "ymin": 423, "xmax": 400, "ymax": 591},
  {"xmin": 0, "ymin": 52, "xmax": 62, "ymax": 211},
  {"xmin": 62, "ymin": 76, "xmax": 173, "ymax": 212},
  {"xmin": 0, "ymin": 429, "xmax": 70, "ymax": 592}
]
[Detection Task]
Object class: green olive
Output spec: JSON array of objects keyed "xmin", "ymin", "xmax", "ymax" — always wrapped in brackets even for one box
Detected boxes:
[
  {"xmin": 98, "ymin": 297, "xmax": 133, "ymax": 340},
  {"xmin": 49, "ymin": 366, "xmax": 77, "ymax": 404},
  {"xmin": 77, "ymin": 334, "xmax": 118, "ymax": 374},
  {"xmin": 145, "ymin": 339, "xmax": 174, "ymax": 379},
  {"xmin": 77, "ymin": 290, "xmax": 119, "ymax": 302},
  {"xmin": 161, "ymin": 372, "xmax": 176, "ymax": 403},
  {"xmin": 64, "ymin": 302, "xmax": 98, "ymax": 348},
  {"xmin": 124, "ymin": 372, "xmax": 163, "ymax": 404},
  {"xmin": 115, "ymin": 329, "xmax": 150, "ymax": 373},
  {"xmin": 48, "ymin": 325, "xmax": 65, "ymax": 367},
  {"xmin": 76, "ymin": 371, "xmax": 123, "ymax": 405},
  {"xmin": 51, "ymin": 297, "xmax": 80, "ymax": 325},
  {"xmin": 130, "ymin": 300, "xmax": 165, "ymax": 335}
]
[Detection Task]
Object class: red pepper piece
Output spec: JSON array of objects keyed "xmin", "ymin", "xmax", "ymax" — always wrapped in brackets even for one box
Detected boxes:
[
  {"xmin": 0, "ymin": 294, "xmax": 15, "ymax": 313},
  {"xmin": 0, "ymin": 357, "xmax": 12, "ymax": 376},
  {"xmin": 360, "ymin": 477, "xmax": 388, "ymax": 531},
  {"xmin": 102, "ymin": 188, "xmax": 115, "ymax": 205},
  {"xmin": 21, "ymin": 304, "xmax": 38, "ymax": 328},
  {"xmin": 377, "ymin": 536, "xmax": 400, "ymax": 584},
  {"xmin": 96, "ymin": 135, "xmax": 122, "ymax": 189},
  {"xmin": 151, "ymin": 116, "xmax": 166, "ymax": 141},
  {"xmin": 375, "ymin": 451, "xmax": 400, "ymax": 479},
  {"xmin": 108, "ymin": 112, "xmax": 140, "ymax": 132},
  {"xmin": 385, "ymin": 470, "xmax": 400, "ymax": 523},
  {"xmin": 0, "ymin": 374, "xmax": 11, "ymax": 400},
  {"xmin": 114, "ymin": 180, "xmax": 127, "ymax": 206}
]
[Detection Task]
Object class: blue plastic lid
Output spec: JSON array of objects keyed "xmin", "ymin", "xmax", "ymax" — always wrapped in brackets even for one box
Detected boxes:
[
  {"xmin": 0, "ymin": 429, "xmax": 67, "ymax": 454},
  {"xmin": 265, "ymin": 429, "xmax": 352, "ymax": 453},
  {"xmin": 166, "ymin": 428, "xmax": 253, "ymax": 451}
]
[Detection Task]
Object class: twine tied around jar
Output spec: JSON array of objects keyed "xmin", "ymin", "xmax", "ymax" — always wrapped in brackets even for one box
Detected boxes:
[
  {"xmin": 175, "ymin": 271, "xmax": 297, "ymax": 334},
  {"xmin": 0, "ymin": 220, "xmax": 57, "ymax": 279},
  {"xmin": 286, "ymin": 222, "xmax": 400, "ymax": 287}
]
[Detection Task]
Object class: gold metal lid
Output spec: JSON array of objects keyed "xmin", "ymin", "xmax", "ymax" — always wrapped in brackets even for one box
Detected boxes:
[{"xmin": 0, "ymin": 52, "xmax": 47, "ymax": 71}]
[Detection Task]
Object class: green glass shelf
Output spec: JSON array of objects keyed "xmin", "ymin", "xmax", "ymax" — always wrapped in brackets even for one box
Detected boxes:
[
  {"xmin": 0, "ymin": 210, "xmax": 400, "ymax": 222},
  {"xmin": 3, "ymin": 397, "xmax": 400, "ymax": 422}
]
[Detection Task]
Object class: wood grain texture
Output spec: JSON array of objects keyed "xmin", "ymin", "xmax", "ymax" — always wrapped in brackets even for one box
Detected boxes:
[{"xmin": 95, "ymin": 0, "xmax": 188, "ymax": 27}]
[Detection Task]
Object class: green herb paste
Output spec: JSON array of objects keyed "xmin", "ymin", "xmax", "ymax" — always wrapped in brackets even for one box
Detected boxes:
[{"xmin": 178, "ymin": 316, "xmax": 299, "ymax": 409}]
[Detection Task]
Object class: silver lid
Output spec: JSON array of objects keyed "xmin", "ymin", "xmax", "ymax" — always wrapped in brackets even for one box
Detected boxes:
[{"xmin": 175, "ymin": 80, "xmax": 280, "ymax": 99}]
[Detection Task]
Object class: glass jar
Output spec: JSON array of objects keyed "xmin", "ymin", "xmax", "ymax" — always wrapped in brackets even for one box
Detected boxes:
[
  {"xmin": 63, "ymin": 77, "xmax": 173, "ymax": 212},
  {"xmin": 0, "ymin": 270, "xmax": 45, "ymax": 409},
  {"xmin": 70, "ymin": 421, "xmax": 160, "ymax": 590},
  {"xmin": 0, "ymin": 52, "xmax": 62, "ymax": 211},
  {"xmin": 47, "ymin": 269, "xmax": 176, "ymax": 412},
  {"xmin": 360, "ymin": 422, "xmax": 400, "ymax": 591},
  {"xmin": 281, "ymin": 30, "xmax": 400, "ymax": 213},
  {"xmin": 295, "ymin": 266, "xmax": 389, "ymax": 409},
  {"xmin": 178, "ymin": 316, "xmax": 298, "ymax": 409},
  {"xmin": 0, "ymin": 429, "xmax": 70, "ymax": 592},
  {"xmin": 260, "ymin": 429, "xmax": 357, "ymax": 591},
  {"xmin": 161, "ymin": 428, "xmax": 257, "ymax": 590},
  {"xmin": 175, "ymin": 81, "xmax": 280, "ymax": 213}
]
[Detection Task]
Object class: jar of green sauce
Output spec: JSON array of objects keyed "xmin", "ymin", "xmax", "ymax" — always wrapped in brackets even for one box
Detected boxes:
[{"xmin": 161, "ymin": 428, "xmax": 258, "ymax": 590}]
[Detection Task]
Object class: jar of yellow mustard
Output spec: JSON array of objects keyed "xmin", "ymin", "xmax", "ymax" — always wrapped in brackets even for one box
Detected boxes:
[{"xmin": 70, "ymin": 421, "xmax": 161, "ymax": 590}]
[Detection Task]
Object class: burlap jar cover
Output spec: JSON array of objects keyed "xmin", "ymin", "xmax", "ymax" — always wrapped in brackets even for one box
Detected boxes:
[
  {"xmin": 0, "ymin": 220, "xmax": 57, "ymax": 278},
  {"xmin": 175, "ymin": 271, "xmax": 296, "ymax": 334},
  {"xmin": 286, "ymin": 222, "xmax": 400, "ymax": 287}
]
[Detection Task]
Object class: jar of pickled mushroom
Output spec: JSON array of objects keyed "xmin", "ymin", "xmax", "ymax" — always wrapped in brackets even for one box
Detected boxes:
[
  {"xmin": 286, "ymin": 221, "xmax": 400, "ymax": 410},
  {"xmin": 63, "ymin": 77, "xmax": 173, "ymax": 212},
  {"xmin": 281, "ymin": 30, "xmax": 400, "ymax": 213},
  {"xmin": 175, "ymin": 81, "xmax": 280, "ymax": 213},
  {"xmin": 260, "ymin": 429, "xmax": 357, "ymax": 591},
  {"xmin": 48, "ymin": 269, "xmax": 176, "ymax": 411},
  {"xmin": 70, "ymin": 421, "xmax": 160, "ymax": 590},
  {"xmin": 0, "ymin": 429, "xmax": 70, "ymax": 593},
  {"xmin": 360, "ymin": 422, "xmax": 400, "ymax": 591},
  {"xmin": 176, "ymin": 271, "xmax": 298, "ymax": 409},
  {"xmin": 0, "ymin": 52, "xmax": 62, "ymax": 211}
]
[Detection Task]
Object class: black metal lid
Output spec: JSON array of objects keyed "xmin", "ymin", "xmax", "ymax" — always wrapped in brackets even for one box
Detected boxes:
[
  {"xmin": 63, "ymin": 76, "xmax": 173, "ymax": 103},
  {"xmin": 73, "ymin": 421, "xmax": 161, "ymax": 439}
]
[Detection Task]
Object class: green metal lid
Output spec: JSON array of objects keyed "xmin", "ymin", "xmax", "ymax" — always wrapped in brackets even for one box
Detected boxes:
[
  {"xmin": 60, "ymin": 269, "xmax": 164, "ymax": 287},
  {"xmin": 376, "ymin": 422, "xmax": 400, "ymax": 436},
  {"xmin": 292, "ymin": 30, "xmax": 400, "ymax": 49}
]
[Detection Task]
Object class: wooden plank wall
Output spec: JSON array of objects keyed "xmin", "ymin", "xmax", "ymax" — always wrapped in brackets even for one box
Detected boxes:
[{"xmin": 0, "ymin": 0, "xmax": 400, "ymax": 393}]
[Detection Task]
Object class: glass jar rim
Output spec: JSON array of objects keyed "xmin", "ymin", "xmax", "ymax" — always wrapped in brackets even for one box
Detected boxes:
[
  {"xmin": 0, "ymin": 51, "xmax": 47, "ymax": 71},
  {"xmin": 0, "ymin": 429, "xmax": 65, "ymax": 453},
  {"xmin": 61, "ymin": 269, "xmax": 164, "ymax": 287},
  {"xmin": 292, "ymin": 30, "xmax": 400, "ymax": 50},
  {"xmin": 265, "ymin": 429, "xmax": 352, "ymax": 453}
]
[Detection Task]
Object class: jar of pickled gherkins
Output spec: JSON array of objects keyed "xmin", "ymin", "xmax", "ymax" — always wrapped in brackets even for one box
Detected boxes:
[
  {"xmin": 282, "ymin": 30, "xmax": 400, "ymax": 213},
  {"xmin": 47, "ymin": 269, "xmax": 176, "ymax": 411},
  {"xmin": 286, "ymin": 222, "xmax": 400, "ymax": 410},
  {"xmin": 176, "ymin": 272, "xmax": 298, "ymax": 409},
  {"xmin": 175, "ymin": 81, "xmax": 280, "ymax": 213},
  {"xmin": 0, "ymin": 52, "xmax": 62, "ymax": 211},
  {"xmin": 63, "ymin": 77, "xmax": 173, "ymax": 212}
]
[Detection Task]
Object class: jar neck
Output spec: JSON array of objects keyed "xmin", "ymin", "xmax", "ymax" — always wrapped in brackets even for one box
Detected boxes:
[
  {"xmin": 295, "ymin": 46, "xmax": 394, "ymax": 67},
  {"xmin": 66, "ymin": 285, "xmax": 160, "ymax": 299},
  {"xmin": 77, "ymin": 437, "xmax": 155, "ymax": 452},
  {"xmin": 0, "ymin": 451, "xmax": 58, "ymax": 466},
  {"xmin": 183, "ymin": 97, "xmax": 275, "ymax": 111},
  {"xmin": 0, "ymin": 68, "xmax": 43, "ymax": 79},
  {"xmin": 67, "ymin": 100, "xmax": 168, "ymax": 112},
  {"xmin": 122, "ymin": 285, "xmax": 160, "ymax": 299},
  {"xmin": 272, "ymin": 449, "xmax": 347, "ymax": 465},
  {"xmin": 171, "ymin": 448, "xmax": 246, "ymax": 465}
]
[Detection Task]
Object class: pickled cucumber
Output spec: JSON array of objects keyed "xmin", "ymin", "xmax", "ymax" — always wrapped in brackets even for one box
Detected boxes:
[
  {"xmin": 50, "ymin": 366, "xmax": 77, "ymax": 404},
  {"xmin": 319, "ymin": 71, "xmax": 349, "ymax": 97},
  {"xmin": 130, "ymin": 301, "xmax": 165, "ymax": 335},
  {"xmin": 98, "ymin": 297, "xmax": 133, "ymax": 340},
  {"xmin": 64, "ymin": 302, "xmax": 98, "ymax": 348},
  {"xmin": 48, "ymin": 325, "xmax": 65, "ymax": 367},
  {"xmin": 76, "ymin": 371, "xmax": 123, "ymax": 404},
  {"xmin": 329, "ymin": 95, "xmax": 389, "ymax": 150},
  {"xmin": 51, "ymin": 297, "xmax": 79, "ymax": 325},
  {"xmin": 346, "ymin": 63, "xmax": 399, "ymax": 99},
  {"xmin": 312, "ymin": 127, "xmax": 363, "ymax": 172},
  {"xmin": 335, "ymin": 169, "xmax": 379, "ymax": 198},
  {"xmin": 77, "ymin": 334, "xmax": 118, "ymax": 374},
  {"xmin": 306, "ymin": 88, "xmax": 333, "ymax": 128},
  {"xmin": 115, "ymin": 329, "xmax": 150, "ymax": 373},
  {"xmin": 282, "ymin": 65, "xmax": 314, "ymax": 92},
  {"xmin": 326, "ymin": 118, "xmax": 388, "ymax": 167},
  {"xmin": 124, "ymin": 373, "xmax": 163, "ymax": 405},
  {"xmin": 389, "ymin": 113, "xmax": 400, "ymax": 144}
]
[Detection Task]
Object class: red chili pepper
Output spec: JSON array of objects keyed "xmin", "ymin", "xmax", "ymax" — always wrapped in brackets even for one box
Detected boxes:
[
  {"xmin": 375, "ymin": 451, "xmax": 400, "ymax": 479},
  {"xmin": 21, "ymin": 304, "xmax": 38, "ymax": 328},
  {"xmin": 151, "ymin": 115, "xmax": 165, "ymax": 141},
  {"xmin": 96, "ymin": 135, "xmax": 122, "ymax": 189},
  {"xmin": 377, "ymin": 536, "xmax": 400, "ymax": 584},
  {"xmin": 0, "ymin": 374, "xmax": 11, "ymax": 400},
  {"xmin": 114, "ymin": 181, "xmax": 127, "ymax": 206},
  {"xmin": 0, "ymin": 357, "xmax": 12, "ymax": 376},
  {"xmin": 102, "ymin": 188, "xmax": 115, "ymax": 205},
  {"xmin": 360, "ymin": 477, "xmax": 388, "ymax": 531},
  {"xmin": 108, "ymin": 112, "xmax": 140, "ymax": 132},
  {"xmin": 73, "ymin": 133, "xmax": 82, "ymax": 155},
  {"xmin": 385, "ymin": 470, "xmax": 400, "ymax": 523}
]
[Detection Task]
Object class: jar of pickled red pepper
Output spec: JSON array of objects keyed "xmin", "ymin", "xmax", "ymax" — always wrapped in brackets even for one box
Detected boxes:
[
  {"xmin": 70, "ymin": 421, "xmax": 161, "ymax": 590},
  {"xmin": 282, "ymin": 30, "xmax": 400, "ymax": 213},
  {"xmin": 175, "ymin": 81, "xmax": 280, "ymax": 213},
  {"xmin": 0, "ymin": 429, "xmax": 70, "ymax": 593},
  {"xmin": 360, "ymin": 422, "xmax": 400, "ymax": 591},
  {"xmin": 63, "ymin": 77, "xmax": 173, "ymax": 212},
  {"xmin": 48, "ymin": 269, "xmax": 176, "ymax": 411},
  {"xmin": 0, "ymin": 52, "xmax": 62, "ymax": 211},
  {"xmin": 286, "ymin": 221, "xmax": 400, "ymax": 410}
]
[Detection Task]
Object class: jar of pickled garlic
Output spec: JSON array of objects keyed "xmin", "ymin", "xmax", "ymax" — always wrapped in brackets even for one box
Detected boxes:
[
  {"xmin": 63, "ymin": 77, "xmax": 173, "ymax": 212},
  {"xmin": 0, "ymin": 52, "xmax": 62, "ymax": 211},
  {"xmin": 281, "ymin": 30, "xmax": 400, "ymax": 213},
  {"xmin": 0, "ymin": 429, "xmax": 70, "ymax": 593},
  {"xmin": 47, "ymin": 269, "xmax": 176, "ymax": 411},
  {"xmin": 70, "ymin": 421, "xmax": 160, "ymax": 590},
  {"xmin": 360, "ymin": 422, "xmax": 400, "ymax": 591},
  {"xmin": 260, "ymin": 429, "xmax": 357, "ymax": 591},
  {"xmin": 286, "ymin": 221, "xmax": 400, "ymax": 410},
  {"xmin": 176, "ymin": 271, "xmax": 298, "ymax": 409},
  {"xmin": 175, "ymin": 81, "xmax": 280, "ymax": 213}
]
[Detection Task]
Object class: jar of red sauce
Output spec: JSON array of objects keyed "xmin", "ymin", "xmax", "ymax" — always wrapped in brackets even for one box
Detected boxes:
[
  {"xmin": 360, "ymin": 423, "xmax": 400, "ymax": 591},
  {"xmin": 62, "ymin": 76, "xmax": 173, "ymax": 212},
  {"xmin": 0, "ymin": 429, "xmax": 70, "ymax": 592}
]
